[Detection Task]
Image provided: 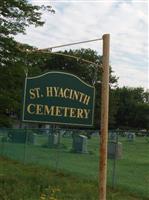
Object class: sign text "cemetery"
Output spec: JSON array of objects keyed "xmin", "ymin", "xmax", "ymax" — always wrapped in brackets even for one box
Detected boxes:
[{"xmin": 22, "ymin": 72, "xmax": 95, "ymax": 126}]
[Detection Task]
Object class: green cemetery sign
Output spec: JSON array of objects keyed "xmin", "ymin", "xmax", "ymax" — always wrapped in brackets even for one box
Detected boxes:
[{"xmin": 22, "ymin": 71, "xmax": 95, "ymax": 127}]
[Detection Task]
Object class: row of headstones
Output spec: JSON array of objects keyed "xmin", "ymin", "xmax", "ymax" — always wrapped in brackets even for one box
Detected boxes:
[
  {"xmin": 47, "ymin": 133, "xmax": 123, "ymax": 159},
  {"xmin": 4, "ymin": 130, "xmax": 87, "ymax": 153},
  {"xmin": 48, "ymin": 133, "xmax": 88, "ymax": 153},
  {"xmin": 20, "ymin": 132, "xmax": 121, "ymax": 159},
  {"xmin": 108, "ymin": 132, "xmax": 138, "ymax": 159},
  {"xmin": 109, "ymin": 132, "xmax": 136, "ymax": 142},
  {"xmin": 51, "ymin": 131, "xmax": 136, "ymax": 145},
  {"xmin": 32, "ymin": 134, "xmax": 122, "ymax": 159},
  {"xmin": 5, "ymin": 130, "xmax": 136, "ymax": 159},
  {"xmin": 108, "ymin": 132, "xmax": 136, "ymax": 159}
]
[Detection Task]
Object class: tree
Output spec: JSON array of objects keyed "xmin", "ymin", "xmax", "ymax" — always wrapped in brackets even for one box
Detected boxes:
[
  {"xmin": 114, "ymin": 87, "xmax": 149, "ymax": 130},
  {"xmin": 34, "ymin": 48, "xmax": 118, "ymax": 128},
  {"xmin": 133, "ymin": 103, "xmax": 149, "ymax": 130},
  {"xmin": 0, "ymin": 0, "xmax": 55, "ymax": 67},
  {"xmin": 0, "ymin": 0, "xmax": 54, "ymax": 127}
]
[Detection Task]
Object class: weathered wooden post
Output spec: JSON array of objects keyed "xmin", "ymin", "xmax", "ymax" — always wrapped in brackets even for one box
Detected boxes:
[{"xmin": 99, "ymin": 34, "xmax": 110, "ymax": 200}]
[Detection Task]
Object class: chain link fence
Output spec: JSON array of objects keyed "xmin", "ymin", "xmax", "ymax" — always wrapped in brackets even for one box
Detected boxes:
[
  {"xmin": 0, "ymin": 128, "xmax": 149, "ymax": 197},
  {"xmin": 0, "ymin": 128, "xmax": 99, "ymax": 179}
]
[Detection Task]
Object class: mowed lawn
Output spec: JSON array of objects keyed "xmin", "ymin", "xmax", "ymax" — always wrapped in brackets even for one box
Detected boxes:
[
  {"xmin": 0, "ymin": 156, "xmax": 148, "ymax": 200},
  {"xmin": 0, "ymin": 134, "xmax": 149, "ymax": 199}
]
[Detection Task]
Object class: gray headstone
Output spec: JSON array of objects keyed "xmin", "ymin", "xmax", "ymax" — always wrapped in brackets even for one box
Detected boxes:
[
  {"xmin": 127, "ymin": 132, "xmax": 136, "ymax": 142},
  {"xmin": 108, "ymin": 142, "xmax": 122, "ymax": 159},
  {"xmin": 62, "ymin": 130, "xmax": 72, "ymax": 138},
  {"xmin": 44, "ymin": 124, "xmax": 51, "ymax": 134},
  {"xmin": 72, "ymin": 135, "xmax": 88, "ymax": 153},
  {"xmin": 32, "ymin": 133, "xmax": 38, "ymax": 145},
  {"xmin": 92, "ymin": 131, "xmax": 98, "ymax": 137},
  {"xmin": 109, "ymin": 132, "xmax": 117, "ymax": 141},
  {"xmin": 48, "ymin": 133, "xmax": 58, "ymax": 147}
]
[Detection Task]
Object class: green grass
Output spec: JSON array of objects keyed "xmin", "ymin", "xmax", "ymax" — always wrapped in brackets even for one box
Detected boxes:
[
  {"xmin": 107, "ymin": 138, "xmax": 149, "ymax": 198},
  {"xmin": 0, "ymin": 156, "xmax": 148, "ymax": 200},
  {"xmin": 0, "ymin": 135, "xmax": 149, "ymax": 199}
]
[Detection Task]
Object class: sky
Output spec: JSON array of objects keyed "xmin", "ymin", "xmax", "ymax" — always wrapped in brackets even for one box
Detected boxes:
[{"xmin": 15, "ymin": 0, "xmax": 148, "ymax": 89}]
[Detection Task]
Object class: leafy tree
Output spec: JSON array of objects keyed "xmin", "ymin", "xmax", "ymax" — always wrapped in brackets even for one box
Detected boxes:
[
  {"xmin": 114, "ymin": 87, "xmax": 149, "ymax": 130},
  {"xmin": 0, "ymin": 59, "xmax": 42, "ymax": 127},
  {"xmin": 37, "ymin": 48, "xmax": 118, "ymax": 85},
  {"xmin": 0, "ymin": 0, "xmax": 54, "ymax": 67},
  {"xmin": 0, "ymin": 0, "xmax": 54, "ymax": 127},
  {"xmin": 35, "ymin": 48, "xmax": 118, "ymax": 128},
  {"xmin": 133, "ymin": 103, "xmax": 149, "ymax": 130},
  {"xmin": 4, "ymin": 1, "xmax": 148, "ymax": 131}
]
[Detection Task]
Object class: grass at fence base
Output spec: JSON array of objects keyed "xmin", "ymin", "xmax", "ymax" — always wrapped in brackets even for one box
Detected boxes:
[{"xmin": 0, "ymin": 156, "xmax": 147, "ymax": 200}]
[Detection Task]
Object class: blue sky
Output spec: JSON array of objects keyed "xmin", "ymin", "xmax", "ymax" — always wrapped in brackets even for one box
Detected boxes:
[{"xmin": 15, "ymin": 0, "xmax": 148, "ymax": 89}]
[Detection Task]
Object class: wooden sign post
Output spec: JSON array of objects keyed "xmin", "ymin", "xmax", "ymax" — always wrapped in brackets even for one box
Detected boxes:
[{"xmin": 99, "ymin": 34, "xmax": 110, "ymax": 200}]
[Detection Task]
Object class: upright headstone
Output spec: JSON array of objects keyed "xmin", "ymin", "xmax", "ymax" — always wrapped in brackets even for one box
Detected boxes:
[
  {"xmin": 29, "ymin": 133, "xmax": 37, "ymax": 144},
  {"xmin": 62, "ymin": 130, "xmax": 73, "ymax": 138},
  {"xmin": 108, "ymin": 142, "xmax": 122, "ymax": 159},
  {"xmin": 127, "ymin": 132, "xmax": 136, "ymax": 142},
  {"xmin": 45, "ymin": 124, "xmax": 51, "ymax": 134},
  {"xmin": 109, "ymin": 132, "xmax": 117, "ymax": 141},
  {"xmin": 48, "ymin": 133, "xmax": 58, "ymax": 147},
  {"xmin": 72, "ymin": 135, "xmax": 88, "ymax": 153},
  {"xmin": 31, "ymin": 134, "xmax": 42, "ymax": 145}
]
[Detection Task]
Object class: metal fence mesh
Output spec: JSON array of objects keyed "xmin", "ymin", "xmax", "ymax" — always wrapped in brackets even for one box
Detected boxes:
[{"xmin": 0, "ymin": 128, "xmax": 149, "ymax": 198}]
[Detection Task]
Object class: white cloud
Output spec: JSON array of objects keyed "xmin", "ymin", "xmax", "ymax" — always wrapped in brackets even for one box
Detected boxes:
[
  {"xmin": 114, "ymin": 61, "xmax": 148, "ymax": 89},
  {"xmin": 15, "ymin": 0, "xmax": 148, "ymax": 89}
]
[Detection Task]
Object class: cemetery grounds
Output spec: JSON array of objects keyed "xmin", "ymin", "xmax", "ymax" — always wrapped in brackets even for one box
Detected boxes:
[{"xmin": 0, "ymin": 128, "xmax": 149, "ymax": 200}]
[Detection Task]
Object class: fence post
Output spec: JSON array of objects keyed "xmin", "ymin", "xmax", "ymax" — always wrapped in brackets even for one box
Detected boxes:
[
  {"xmin": 23, "ymin": 127, "xmax": 28, "ymax": 164},
  {"xmin": 112, "ymin": 132, "xmax": 118, "ymax": 188},
  {"xmin": 99, "ymin": 34, "xmax": 110, "ymax": 200}
]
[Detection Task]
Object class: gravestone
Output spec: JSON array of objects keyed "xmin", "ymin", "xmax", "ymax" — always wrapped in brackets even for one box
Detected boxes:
[
  {"xmin": 92, "ymin": 131, "xmax": 98, "ymax": 137},
  {"xmin": 62, "ymin": 130, "xmax": 73, "ymax": 138},
  {"xmin": 108, "ymin": 142, "xmax": 122, "ymax": 159},
  {"xmin": 109, "ymin": 132, "xmax": 117, "ymax": 141},
  {"xmin": 45, "ymin": 124, "xmax": 51, "ymax": 134},
  {"xmin": 72, "ymin": 135, "xmax": 88, "ymax": 153},
  {"xmin": 29, "ymin": 133, "xmax": 37, "ymax": 144},
  {"xmin": 127, "ymin": 132, "xmax": 136, "ymax": 142},
  {"xmin": 32, "ymin": 134, "xmax": 43, "ymax": 145},
  {"xmin": 48, "ymin": 133, "xmax": 58, "ymax": 147}
]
